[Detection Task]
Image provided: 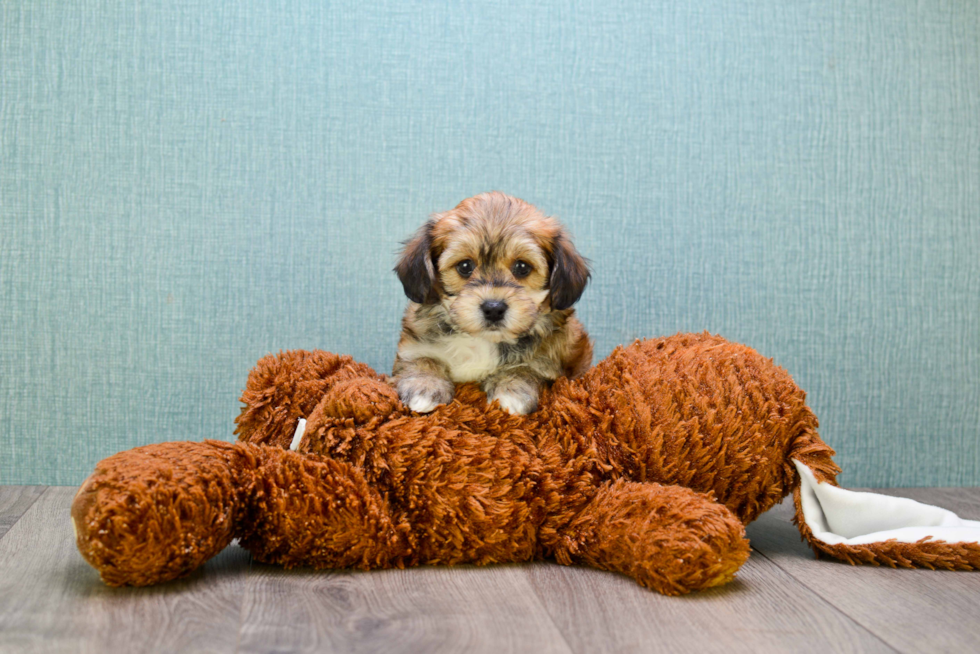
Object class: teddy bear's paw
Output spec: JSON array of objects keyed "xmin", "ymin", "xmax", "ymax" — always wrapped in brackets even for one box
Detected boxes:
[{"xmin": 319, "ymin": 378, "xmax": 402, "ymax": 423}]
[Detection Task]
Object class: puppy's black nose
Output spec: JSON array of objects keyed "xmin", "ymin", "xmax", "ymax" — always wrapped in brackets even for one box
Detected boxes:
[{"xmin": 480, "ymin": 300, "xmax": 508, "ymax": 324}]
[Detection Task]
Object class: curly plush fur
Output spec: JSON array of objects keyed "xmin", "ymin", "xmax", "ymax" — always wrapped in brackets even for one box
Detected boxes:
[{"xmin": 73, "ymin": 333, "xmax": 976, "ymax": 594}]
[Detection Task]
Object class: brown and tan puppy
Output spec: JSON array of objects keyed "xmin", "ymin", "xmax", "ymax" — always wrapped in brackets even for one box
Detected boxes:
[{"xmin": 392, "ymin": 192, "xmax": 592, "ymax": 415}]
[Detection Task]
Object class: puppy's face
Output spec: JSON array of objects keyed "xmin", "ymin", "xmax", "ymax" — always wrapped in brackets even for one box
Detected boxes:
[{"xmin": 395, "ymin": 192, "xmax": 589, "ymax": 343}]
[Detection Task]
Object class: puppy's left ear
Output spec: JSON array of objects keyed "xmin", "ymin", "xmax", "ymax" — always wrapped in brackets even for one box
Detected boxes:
[
  {"xmin": 394, "ymin": 220, "xmax": 439, "ymax": 304},
  {"xmin": 549, "ymin": 231, "xmax": 590, "ymax": 310}
]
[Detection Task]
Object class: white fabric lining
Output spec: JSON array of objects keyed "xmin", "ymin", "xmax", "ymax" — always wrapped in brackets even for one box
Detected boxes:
[{"xmin": 793, "ymin": 459, "xmax": 980, "ymax": 546}]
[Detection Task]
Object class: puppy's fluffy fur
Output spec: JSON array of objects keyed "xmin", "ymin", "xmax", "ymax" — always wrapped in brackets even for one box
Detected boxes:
[{"xmin": 392, "ymin": 192, "xmax": 592, "ymax": 415}]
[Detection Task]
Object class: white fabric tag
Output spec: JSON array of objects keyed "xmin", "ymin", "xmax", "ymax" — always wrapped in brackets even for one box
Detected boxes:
[
  {"xmin": 793, "ymin": 459, "xmax": 980, "ymax": 545},
  {"xmin": 289, "ymin": 418, "xmax": 307, "ymax": 452}
]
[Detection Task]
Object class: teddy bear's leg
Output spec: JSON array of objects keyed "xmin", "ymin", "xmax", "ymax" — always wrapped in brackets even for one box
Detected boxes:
[
  {"xmin": 73, "ymin": 440, "xmax": 406, "ymax": 587},
  {"xmin": 238, "ymin": 442, "xmax": 406, "ymax": 571},
  {"xmin": 72, "ymin": 440, "xmax": 253, "ymax": 587},
  {"xmin": 555, "ymin": 480, "xmax": 750, "ymax": 596}
]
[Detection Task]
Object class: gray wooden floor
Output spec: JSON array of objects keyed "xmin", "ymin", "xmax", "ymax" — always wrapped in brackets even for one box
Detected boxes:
[{"xmin": 1, "ymin": 486, "xmax": 978, "ymax": 654}]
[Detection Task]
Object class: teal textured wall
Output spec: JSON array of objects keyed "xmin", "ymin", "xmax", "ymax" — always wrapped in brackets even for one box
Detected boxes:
[{"xmin": 2, "ymin": 1, "xmax": 978, "ymax": 486}]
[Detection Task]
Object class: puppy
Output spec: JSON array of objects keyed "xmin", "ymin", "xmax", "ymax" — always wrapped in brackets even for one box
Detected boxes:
[{"xmin": 392, "ymin": 192, "xmax": 592, "ymax": 415}]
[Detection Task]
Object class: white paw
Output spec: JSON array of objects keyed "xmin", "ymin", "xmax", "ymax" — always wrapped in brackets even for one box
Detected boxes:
[
  {"xmin": 492, "ymin": 390, "xmax": 535, "ymax": 415},
  {"xmin": 408, "ymin": 395, "xmax": 440, "ymax": 413}
]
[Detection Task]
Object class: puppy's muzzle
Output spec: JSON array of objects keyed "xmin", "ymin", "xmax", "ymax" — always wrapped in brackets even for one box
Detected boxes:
[{"xmin": 480, "ymin": 300, "xmax": 508, "ymax": 324}]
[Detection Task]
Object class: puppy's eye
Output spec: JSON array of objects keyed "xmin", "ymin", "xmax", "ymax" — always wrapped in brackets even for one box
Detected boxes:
[
  {"xmin": 511, "ymin": 260, "xmax": 532, "ymax": 279},
  {"xmin": 455, "ymin": 259, "xmax": 475, "ymax": 278}
]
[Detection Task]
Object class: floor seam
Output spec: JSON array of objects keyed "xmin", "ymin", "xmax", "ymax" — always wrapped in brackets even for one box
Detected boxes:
[
  {"xmin": 0, "ymin": 485, "xmax": 48, "ymax": 543},
  {"xmin": 234, "ymin": 549, "xmax": 255, "ymax": 654},
  {"xmin": 521, "ymin": 564, "xmax": 579, "ymax": 654},
  {"xmin": 750, "ymin": 546, "xmax": 902, "ymax": 653}
]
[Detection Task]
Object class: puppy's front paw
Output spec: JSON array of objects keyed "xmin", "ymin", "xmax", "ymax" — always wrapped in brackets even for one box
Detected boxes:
[
  {"xmin": 488, "ymin": 387, "xmax": 538, "ymax": 415},
  {"xmin": 397, "ymin": 376, "xmax": 454, "ymax": 414},
  {"xmin": 407, "ymin": 394, "xmax": 441, "ymax": 413}
]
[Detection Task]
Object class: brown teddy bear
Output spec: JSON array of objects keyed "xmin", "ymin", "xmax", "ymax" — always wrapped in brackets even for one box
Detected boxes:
[{"xmin": 71, "ymin": 333, "xmax": 980, "ymax": 595}]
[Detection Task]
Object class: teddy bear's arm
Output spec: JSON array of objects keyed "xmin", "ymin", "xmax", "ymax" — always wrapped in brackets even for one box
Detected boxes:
[
  {"xmin": 236, "ymin": 350, "xmax": 384, "ymax": 449},
  {"xmin": 553, "ymin": 480, "xmax": 750, "ymax": 596}
]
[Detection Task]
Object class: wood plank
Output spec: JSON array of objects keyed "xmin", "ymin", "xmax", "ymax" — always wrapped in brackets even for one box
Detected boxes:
[
  {"xmin": 0, "ymin": 486, "xmax": 46, "ymax": 540},
  {"xmin": 746, "ymin": 488, "xmax": 980, "ymax": 654},
  {"xmin": 238, "ymin": 562, "xmax": 573, "ymax": 654},
  {"xmin": 525, "ymin": 554, "xmax": 894, "ymax": 654},
  {"xmin": 0, "ymin": 487, "xmax": 250, "ymax": 654}
]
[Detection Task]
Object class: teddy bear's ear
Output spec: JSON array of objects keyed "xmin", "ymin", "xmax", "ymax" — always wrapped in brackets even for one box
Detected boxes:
[
  {"xmin": 394, "ymin": 220, "xmax": 439, "ymax": 304},
  {"xmin": 548, "ymin": 230, "xmax": 591, "ymax": 311}
]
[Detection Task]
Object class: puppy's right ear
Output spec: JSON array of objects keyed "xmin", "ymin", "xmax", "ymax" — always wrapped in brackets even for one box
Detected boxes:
[{"xmin": 394, "ymin": 220, "xmax": 438, "ymax": 304}]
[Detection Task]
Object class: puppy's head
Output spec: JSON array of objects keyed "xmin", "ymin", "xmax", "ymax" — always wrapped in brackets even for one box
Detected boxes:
[{"xmin": 395, "ymin": 192, "xmax": 589, "ymax": 342}]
